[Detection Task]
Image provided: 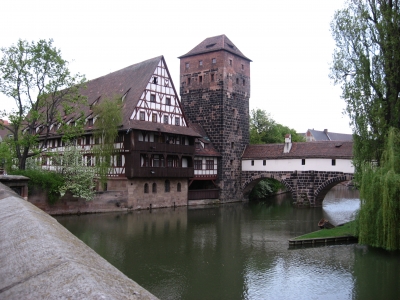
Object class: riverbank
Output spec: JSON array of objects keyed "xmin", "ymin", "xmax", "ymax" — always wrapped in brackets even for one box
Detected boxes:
[{"xmin": 288, "ymin": 221, "xmax": 358, "ymax": 247}]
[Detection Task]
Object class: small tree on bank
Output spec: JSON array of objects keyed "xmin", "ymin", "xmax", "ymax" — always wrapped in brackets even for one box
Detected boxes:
[{"xmin": 92, "ymin": 96, "xmax": 123, "ymax": 187}]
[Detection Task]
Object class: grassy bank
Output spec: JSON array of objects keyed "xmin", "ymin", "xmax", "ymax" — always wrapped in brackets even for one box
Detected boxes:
[{"xmin": 294, "ymin": 221, "xmax": 357, "ymax": 240}]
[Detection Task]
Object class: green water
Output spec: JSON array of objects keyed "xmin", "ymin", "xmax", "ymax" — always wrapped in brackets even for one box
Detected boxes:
[{"xmin": 56, "ymin": 186, "xmax": 400, "ymax": 300}]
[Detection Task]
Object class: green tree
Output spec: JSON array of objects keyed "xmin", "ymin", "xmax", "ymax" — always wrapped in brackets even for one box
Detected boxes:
[
  {"xmin": 250, "ymin": 108, "xmax": 304, "ymax": 144},
  {"xmin": 249, "ymin": 108, "xmax": 303, "ymax": 200},
  {"xmin": 0, "ymin": 39, "xmax": 86, "ymax": 170},
  {"xmin": 92, "ymin": 96, "xmax": 123, "ymax": 187},
  {"xmin": 331, "ymin": 1, "xmax": 400, "ymax": 250},
  {"xmin": 330, "ymin": 1, "xmax": 400, "ymax": 174}
]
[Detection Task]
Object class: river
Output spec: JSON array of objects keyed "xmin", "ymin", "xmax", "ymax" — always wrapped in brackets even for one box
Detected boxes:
[{"xmin": 56, "ymin": 186, "xmax": 400, "ymax": 300}]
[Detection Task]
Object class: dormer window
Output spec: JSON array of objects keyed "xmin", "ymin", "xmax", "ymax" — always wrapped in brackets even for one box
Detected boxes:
[{"xmin": 206, "ymin": 43, "xmax": 216, "ymax": 48}]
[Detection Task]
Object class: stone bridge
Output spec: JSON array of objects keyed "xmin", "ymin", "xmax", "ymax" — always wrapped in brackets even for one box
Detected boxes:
[{"xmin": 241, "ymin": 170, "xmax": 354, "ymax": 207}]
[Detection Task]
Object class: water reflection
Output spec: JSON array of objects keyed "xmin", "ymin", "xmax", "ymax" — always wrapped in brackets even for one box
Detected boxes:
[{"xmin": 56, "ymin": 186, "xmax": 400, "ymax": 300}]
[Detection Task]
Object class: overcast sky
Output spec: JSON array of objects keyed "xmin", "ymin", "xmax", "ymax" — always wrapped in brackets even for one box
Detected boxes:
[{"xmin": 1, "ymin": 0, "xmax": 350, "ymax": 134}]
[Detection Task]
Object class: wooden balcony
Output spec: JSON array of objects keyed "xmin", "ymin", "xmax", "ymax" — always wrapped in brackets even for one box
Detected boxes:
[
  {"xmin": 127, "ymin": 167, "xmax": 194, "ymax": 178},
  {"xmin": 188, "ymin": 189, "xmax": 220, "ymax": 200},
  {"xmin": 133, "ymin": 141, "xmax": 195, "ymax": 155}
]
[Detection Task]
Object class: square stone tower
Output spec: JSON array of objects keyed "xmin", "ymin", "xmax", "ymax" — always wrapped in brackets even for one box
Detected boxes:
[{"xmin": 179, "ymin": 35, "xmax": 251, "ymax": 201}]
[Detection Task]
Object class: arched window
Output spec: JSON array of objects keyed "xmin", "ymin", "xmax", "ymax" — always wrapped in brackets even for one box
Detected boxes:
[
  {"xmin": 152, "ymin": 183, "xmax": 157, "ymax": 193},
  {"xmin": 165, "ymin": 180, "xmax": 170, "ymax": 192},
  {"xmin": 144, "ymin": 183, "xmax": 149, "ymax": 194},
  {"xmin": 177, "ymin": 182, "xmax": 181, "ymax": 192}
]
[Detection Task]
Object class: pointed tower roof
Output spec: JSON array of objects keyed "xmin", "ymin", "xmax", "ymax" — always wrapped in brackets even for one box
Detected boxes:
[{"xmin": 178, "ymin": 34, "xmax": 251, "ymax": 61}]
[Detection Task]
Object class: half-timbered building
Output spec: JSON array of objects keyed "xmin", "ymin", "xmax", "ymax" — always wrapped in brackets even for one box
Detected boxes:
[{"xmin": 35, "ymin": 55, "xmax": 222, "ymax": 209}]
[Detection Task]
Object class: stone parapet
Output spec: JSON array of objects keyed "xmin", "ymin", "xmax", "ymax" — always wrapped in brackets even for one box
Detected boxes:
[{"xmin": 0, "ymin": 182, "xmax": 158, "ymax": 299}]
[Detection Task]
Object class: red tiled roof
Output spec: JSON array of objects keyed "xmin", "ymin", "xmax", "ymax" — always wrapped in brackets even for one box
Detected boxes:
[
  {"xmin": 243, "ymin": 141, "xmax": 353, "ymax": 160},
  {"xmin": 179, "ymin": 34, "xmax": 251, "ymax": 61},
  {"xmin": 190, "ymin": 123, "xmax": 221, "ymax": 157}
]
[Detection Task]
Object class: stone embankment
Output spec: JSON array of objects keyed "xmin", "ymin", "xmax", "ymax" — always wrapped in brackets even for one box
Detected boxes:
[{"xmin": 0, "ymin": 182, "xmax": 158, "ymax": 299}]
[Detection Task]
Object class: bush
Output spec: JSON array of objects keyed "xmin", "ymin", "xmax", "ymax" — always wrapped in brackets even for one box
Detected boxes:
[
  {"xmin": 249, "ymin": 178, "xmax": 285, "ymax": 201},
  {"xmin": 10, "ymin": 169, "xmax": 64, "ymax": 204}
]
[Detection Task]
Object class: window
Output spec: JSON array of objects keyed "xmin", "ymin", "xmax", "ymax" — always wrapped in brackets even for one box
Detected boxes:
[
  {"xmin": 87, "ymin": 156, "xmax": 92, "ymax": 167},
  {"xmin": 42, "ymin": 157, "xmax": 47, "ymax": 166},
  {"xmin": 140, "ymin": 111, "xmax": 145, "ymax": 121},
  {"xmin": 152, "ymin": 113, "xmax": 157, "ymax": 123},
  {"xmin": 199, "ymin": 60, "xmax": 203, "ymax": 66},
  {"xmin": 211, "ymin": 74, "xmax": 214, "ymax": 82},
  {"xmin": 236, "ymin": 78, "xmax": 239, "ymax": 84},
  {"xmin": 88, "ymin": 118, "xmax": 93, "ymax": 127},
  {"xmin": 302, "ymin": 159, "xmax": 306, "ymax": 165},
  {"xmin": 95, "ymin": 137, "xmax": 99, "ymax": 144},
  {"xmin": 152, "ymin": 155, "xmax": 160, "ymax": 167},
  {"xmin": 144, "ymin": 183, "xmax": 149, "ymax": 194},
  {"xmin": 212, "ymin": 58, "xmax": 216, "ymax": 64},
  {"xmin": 185, "ymin": 62, "xmax": 189, "ymax": 69},
  {"xmin": 243, "ymin": 79, "xmax": 245, "ymax": 86},
  {"xmin": 86, "ymin": 135, "xmax": 91, "ymax": 145},
  {"xmin": 263, "ymin": 160, "xmax": 266, "ymax": 166},
  {"xmin": 164, "ymin": 115, "xmax": 169, "ymax": 124},
  {"xmin": 152, "ymin": 77, "xmax": 158, "ymax": 84},
  {"xmin": 165, "ymin": 180, "xmax": 170, "ymax": 192},
  {"xmin": 115, "ymin": 133, "xmax": 123, "ymax": 143},
  {"xmin": 241, "ymin": 64, "xmax": 244, "ymax": 70},
  {"xmin": 187, "ymin": 77, "xmax": 191, "ymax": 85},
  {"xmin": 332, "ymin": 159, "xmax": 336, "ymax": 166},
  {"xmin": 175, "ymin": 117, "xmax": 180, "ymax": 126},
  {"xmin": 152, "ymin": 183, "xmax": 157, "ymax": 193},
  {"xmin": 206, "ymin": 160, "xmax": 214, "ymax": 170},
  {"xmin": 165, "ymin": 97, "xmax": 171, "ymax": 105},
  {"xmin": 229, "ymin": 59, "xmax": 232, "ymax": 66},
  {"xmin": 116, "ymin": 154, "xmax": 122, "ymax": 167},
  {"xmin": 150, "ymin": 94, "xmax": 156, "ymax": 102},
  {"xmin": 251, "ymin": 160, "xmax": 254, "ymax": 166},
  {"xmin": 199, "ymin": 75, "xmax": 202, "ymax": 83},
  {"xmin": 177, "ymin": 182, "xmax": 181, "ymax": 192},
  {"xmin": 194, "ymin": 160, "xmax": 202, "ymax": 170}
]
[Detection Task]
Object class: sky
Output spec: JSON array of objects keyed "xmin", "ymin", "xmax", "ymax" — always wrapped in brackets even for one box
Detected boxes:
[{"xmin": 1, "ymin": 0, "xmax": 350, "ymax": 134}]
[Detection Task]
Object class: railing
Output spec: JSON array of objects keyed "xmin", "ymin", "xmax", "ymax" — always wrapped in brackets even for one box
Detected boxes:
[
  {"xmin": 128, "ymin": 167, "xmax": 194, "ymax": 178},
  {"xmin": 188, "ymin": 189, "xmax": 220, "ymax": 200},
  {"xmin": 134, "ymin": 141, "xmax": 195, "ymax": 154}
]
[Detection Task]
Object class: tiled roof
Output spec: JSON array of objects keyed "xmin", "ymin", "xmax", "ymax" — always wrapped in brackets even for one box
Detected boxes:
[
  {"xmin": 81, "ymin": 56, "xmax": 163, "ymax": 130},
  {"xmin": 242, "ymin": 141, "xmax": 353, "ymax": 160},
  {"xmin": 179, "ymin": 34, "xmax": 251, "ymax": 61},
  {"xmin": 36, "ymin": 56, "xmax": 198, "ymax": 137},
  {"xmin": 307, "ymin": 129, "xmax": 353, "ymax": 141},
  {"xmin": 190, "ymin": 123, "xmax": 221, "ymax": 157},
  {"xmin": 128, "ymin": 120, "xmax": 201, "ymax": 137}
]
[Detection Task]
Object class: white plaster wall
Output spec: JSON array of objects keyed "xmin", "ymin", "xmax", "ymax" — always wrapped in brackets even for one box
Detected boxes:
[{"xmin": 242, "ymin": 158, "xmax": 354, "ymax": 173}]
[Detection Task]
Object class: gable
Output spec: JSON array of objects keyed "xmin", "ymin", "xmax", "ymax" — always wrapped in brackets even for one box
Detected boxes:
[{"xmin": 130, "ymin": 58, "xmax": 188, "ymax": 127}]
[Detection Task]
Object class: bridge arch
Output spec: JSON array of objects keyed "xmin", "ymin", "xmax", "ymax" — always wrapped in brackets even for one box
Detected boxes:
[
  {"xmin": 313, "ymin": 174, "xmax": 354, "ymax": 206},
  {"xmin": 241, "ymin": 170, "xmax": 354, "ymax": 206},
  {"xmin": 242, "ymin": 172, "xmax": 293, "ymax": 199}
]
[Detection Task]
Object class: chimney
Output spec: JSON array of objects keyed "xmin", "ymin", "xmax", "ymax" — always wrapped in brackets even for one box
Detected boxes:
[
  {"xmin": 324, "ymin": 129, "xmax": 328, "ymax": 133},
  {"xmin": 283, "ymin": 134, "xmax": 292, "ymax": 153}
]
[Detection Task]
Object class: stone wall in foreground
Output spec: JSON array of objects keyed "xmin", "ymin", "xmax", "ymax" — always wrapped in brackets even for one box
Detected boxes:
[{"xmin": 0, "ymin": 182, "xmax": 158, "ymax": 299}]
